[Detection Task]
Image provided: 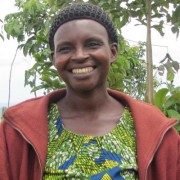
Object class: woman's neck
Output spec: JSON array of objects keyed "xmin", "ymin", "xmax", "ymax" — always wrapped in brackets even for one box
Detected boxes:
[
  {"xmin": 59, "ymin": 87, "xmax": 111, "ymax": 112},
  {"xmin": 56, "ymin": 87, "xmax": 124, "ymax": 135}
]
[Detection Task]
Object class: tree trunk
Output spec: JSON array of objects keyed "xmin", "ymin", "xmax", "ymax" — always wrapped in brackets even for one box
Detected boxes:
[{"xmin": 146, "ymin": 0, "xmax": 154, "ymax": 104}]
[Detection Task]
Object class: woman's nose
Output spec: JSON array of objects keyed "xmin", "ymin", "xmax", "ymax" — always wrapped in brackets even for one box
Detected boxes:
[{"xmin": 71, "ymin": 47, "xmax": 89, "ymax": 61}]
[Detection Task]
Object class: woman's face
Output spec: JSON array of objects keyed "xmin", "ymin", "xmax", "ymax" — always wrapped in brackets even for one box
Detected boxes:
[{"xmin": 53, "ymin": 19, "xmax": 118, "ymax": 92}]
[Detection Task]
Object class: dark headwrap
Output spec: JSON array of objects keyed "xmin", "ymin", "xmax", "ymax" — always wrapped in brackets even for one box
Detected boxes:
[{"xmin": 49, "ymin": 3, "xmax": 118, "ymax": 52}]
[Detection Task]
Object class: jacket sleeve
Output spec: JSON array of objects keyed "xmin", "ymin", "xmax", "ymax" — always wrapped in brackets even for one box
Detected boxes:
[{"xmin": 0, "ymin": 120, "xmax": 11, "ymax": 180}]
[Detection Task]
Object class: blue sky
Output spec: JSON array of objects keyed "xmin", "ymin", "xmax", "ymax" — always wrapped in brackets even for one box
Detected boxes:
[{"xmin": 0, "ymin": 0, "xmax": 179, "ymax": 107}]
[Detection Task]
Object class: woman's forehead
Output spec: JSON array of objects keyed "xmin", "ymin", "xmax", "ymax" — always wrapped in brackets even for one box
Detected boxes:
[{"xmin": 54, "ymin": 19, "xmax": 109, "ymax": 42}]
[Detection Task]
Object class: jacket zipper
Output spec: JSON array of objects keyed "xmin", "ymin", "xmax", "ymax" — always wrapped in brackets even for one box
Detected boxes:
[
  {"xmin": 144, "ymin": 122, "xmax": 177, "ymax": 180},
  {"xmin": 5, "ymin": 120, "xmax": 43, "ymax": 180}
]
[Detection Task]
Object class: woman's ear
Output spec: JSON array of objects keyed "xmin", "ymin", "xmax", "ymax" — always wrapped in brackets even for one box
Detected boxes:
[{"xmin": 110, "ymin": 43, "xmax": 118, "ymax": 63}]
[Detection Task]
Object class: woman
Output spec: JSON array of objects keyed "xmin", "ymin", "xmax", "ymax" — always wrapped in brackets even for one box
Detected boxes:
[{"xmin": 0, "ymin": 3, "xmax": 179, "ymax": 180}]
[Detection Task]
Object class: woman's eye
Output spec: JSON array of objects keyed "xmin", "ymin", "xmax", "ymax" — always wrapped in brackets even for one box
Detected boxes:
[
  {"xmin": 57, "ymin": 46, "xmax": 71, "ymax": 53},
  {"xmin": 87, "ymin": 41, "xmax": 102, "ymax": 49}
]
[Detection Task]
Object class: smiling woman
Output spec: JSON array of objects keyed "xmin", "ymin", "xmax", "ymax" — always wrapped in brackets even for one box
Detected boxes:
[{"xmin": 0, "ymin": 2, "xmax": 179, "ymax": 180}]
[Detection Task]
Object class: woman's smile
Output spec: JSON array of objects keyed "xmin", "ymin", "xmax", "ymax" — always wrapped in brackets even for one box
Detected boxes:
[{"xmin": 72, "ymin": 66, "xmax": 94, "ymax": 74}]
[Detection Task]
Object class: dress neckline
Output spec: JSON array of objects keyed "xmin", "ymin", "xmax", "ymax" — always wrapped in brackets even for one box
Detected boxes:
[{"xmin": 56, "ymin": 109, "xmax": 128, "ymax": 138}]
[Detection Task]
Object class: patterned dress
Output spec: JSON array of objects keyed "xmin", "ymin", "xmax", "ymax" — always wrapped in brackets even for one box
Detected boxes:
[{"xmin": 44, "ymin": 105, "xmax": 138, "ymax": 179}]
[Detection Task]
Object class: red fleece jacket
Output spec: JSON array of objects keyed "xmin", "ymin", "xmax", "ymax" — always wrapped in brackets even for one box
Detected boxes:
[{"xmin": 0, "ymin": 89, "xmax": 179, "ymax": 180}]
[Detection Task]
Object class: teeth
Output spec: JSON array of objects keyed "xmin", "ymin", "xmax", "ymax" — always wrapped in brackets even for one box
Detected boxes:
[{"xmin": 72, "ymin": 67, "xmax": 93, "ymax": 74}]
